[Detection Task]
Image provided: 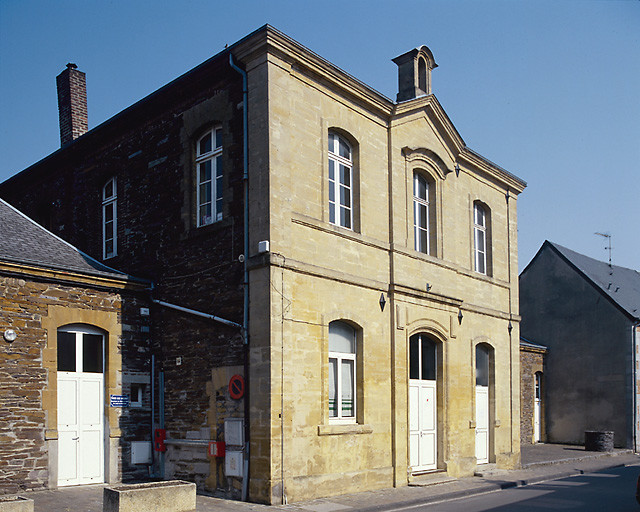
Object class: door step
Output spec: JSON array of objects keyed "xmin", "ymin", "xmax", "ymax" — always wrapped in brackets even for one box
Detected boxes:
[{"xmin": 409, "ymin": 471, "xmax": 456, "ymax": 487}]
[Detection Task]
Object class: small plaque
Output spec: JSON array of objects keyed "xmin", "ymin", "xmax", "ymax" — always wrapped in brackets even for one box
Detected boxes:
[{"xmin": 110, "ymin": 394, "xmax": 130, "ymax": 407}]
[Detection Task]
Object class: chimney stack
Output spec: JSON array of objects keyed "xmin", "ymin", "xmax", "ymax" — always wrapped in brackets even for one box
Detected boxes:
[
  {"xmin": 392, "ymin": 46, "xmax": 438, "ymax": 102},
  {"xmin": 56, "ymin": 63, "xmax": 88, "ymax": 146}
]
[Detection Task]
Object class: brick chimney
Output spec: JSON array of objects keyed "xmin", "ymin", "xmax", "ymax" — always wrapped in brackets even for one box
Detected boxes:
[
  {"xmin": 392, "ymin": 46, "xmax": 438, "ymax": 102},
  {"xmin": 56, "ymin": 63, "xmax": 88, "ymax": 146}
]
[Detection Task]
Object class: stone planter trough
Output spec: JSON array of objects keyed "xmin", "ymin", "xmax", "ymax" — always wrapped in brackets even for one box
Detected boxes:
[
  {"xmin": 0, "ymin": 496, "xmax": 34, "ymax": 512},
  {"xmin": 103, "ymin": 480, "xmax": 196, "ymax": 512},
  {"xmin": 584, "ymin": 430, "xmax": 614, "ymax": 452}
]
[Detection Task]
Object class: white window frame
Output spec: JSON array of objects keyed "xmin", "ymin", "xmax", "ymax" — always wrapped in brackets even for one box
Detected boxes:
[
  {"xmin": 474, "ymin": 203, "xmax": 487, "ymax": 274},
  {"xmin": 196, "ymin": 127, "xmax": 223, "ymax": 227},
  {"xmin": 413, "ymin": 173, "xmax": 429, "ymax": 254},
  {"xmin": 328, "ymin": 132, "xmax": 353, "ymax": 230},
  {"xmin": 328, "ymin": 321, "xmax": 356, "ymax": 423},
  {"xmin": 102, "ymin": 178, "xmax": 117, "ymax": 259}
]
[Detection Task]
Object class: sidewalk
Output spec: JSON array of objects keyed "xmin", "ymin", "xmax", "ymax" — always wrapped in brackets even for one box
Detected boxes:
[{"xmin": 17, "ymin": 444, "xmax": 639, "ymax": 512}]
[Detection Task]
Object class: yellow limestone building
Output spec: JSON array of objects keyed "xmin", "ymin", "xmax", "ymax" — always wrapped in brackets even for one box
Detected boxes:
[{"xmin": 233, "ymin": 27, "xmax": 526, "ymax": 503}]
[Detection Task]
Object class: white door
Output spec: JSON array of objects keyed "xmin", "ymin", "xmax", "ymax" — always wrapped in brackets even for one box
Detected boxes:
[
  {"xmin": 475, "ymin": 385, "xmax": 489, "ymax": 464},
  {"xmin": 534, "ymin": 372, "xmax": 542, "ymax": 443},
  {"xmin": 57, "ymin": 328, "xmax": 104, "ymax": 486},
  {"xmin": 409, "ymin": 380, "xmax": 437, "ymax": 471},
  {"xmin": 409, "ymin": 334, "xmax": 437, "ymax": 472}
]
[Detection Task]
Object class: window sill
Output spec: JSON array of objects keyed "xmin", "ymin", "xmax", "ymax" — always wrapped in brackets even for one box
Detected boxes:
[{"xmin": 317, "ymin": 423, "xmax": 373, "ymax": 436}]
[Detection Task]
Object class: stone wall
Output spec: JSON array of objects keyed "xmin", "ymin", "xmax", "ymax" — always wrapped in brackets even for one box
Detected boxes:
[{"xmin": 0, "ymin": 273, "xmax": 149, "ymax": 494}]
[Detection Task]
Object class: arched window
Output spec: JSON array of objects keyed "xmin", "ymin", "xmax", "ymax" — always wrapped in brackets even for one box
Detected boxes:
[
  {"xmin": 413, "ymin": 172, "xmax": 436, "ymax": 255},
  {"xmin": 196, "ymin": 127, "xmax": 223, "ymax": 227},
  {"xmin": 418, "ymin": 57, "xmax": 427, "ymax": 94},
  {"xmin": 328, "ymin": 132, "xmax": 353, "ymax": 229},
  {"xmin": 102, "ymin": 178, "xmax": 117, "ymax": 259},
  {"xmin": 329, "ymin": 321, "xmax": 356, "ymax": 421},
  {"xmin": 473, "ymin": 202, "xmax": 492, "ymax": 275},
  {"xmin": 409, "ymin": 333, "xmax": 436, "ymax": 381}
]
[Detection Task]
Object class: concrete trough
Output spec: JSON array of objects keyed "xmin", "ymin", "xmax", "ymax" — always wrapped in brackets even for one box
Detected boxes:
[
  {"xmin": 103, "ymin": 480, "xmax": 196, "ymax": 512},
  {"xmin": 0, "ymin": 495, "xmax": 34, "ymax": 512}
]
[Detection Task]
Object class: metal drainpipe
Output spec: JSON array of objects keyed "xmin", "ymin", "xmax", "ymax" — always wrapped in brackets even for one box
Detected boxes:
[
  {"xmin": 633, "ymin": 323, "xmax": 639, "ymax": 452},
  {"xmin": 229, "ymin": 52, "xmax": 250, "ymax": 502}
]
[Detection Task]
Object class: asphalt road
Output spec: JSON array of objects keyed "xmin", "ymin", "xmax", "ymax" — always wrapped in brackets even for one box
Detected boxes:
[{"xmin": 385, "ymin": 464, "xmax": 640, "ymax": 511}]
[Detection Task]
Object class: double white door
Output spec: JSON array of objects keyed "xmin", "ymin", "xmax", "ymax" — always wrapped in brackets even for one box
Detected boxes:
[
  {"xmin": 409, "ymin": 380, "xmax": 437, "ymax": 471},
  {"xmin": 57, "ymin": 328, "xmax": 104, "ymax": 486}
]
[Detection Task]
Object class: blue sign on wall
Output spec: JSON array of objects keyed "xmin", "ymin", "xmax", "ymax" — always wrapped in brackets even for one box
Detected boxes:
[{"xmin": 110, "ymin": 394, "xmax": 130, "ymax": 407}]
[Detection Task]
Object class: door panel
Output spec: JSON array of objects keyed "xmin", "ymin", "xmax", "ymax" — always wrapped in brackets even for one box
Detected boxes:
[
  {"xmin": 57, "ymin": 329, "xmax": 104, "ymax": 486},
  {"xmin": 475, "ymin": 385, "xmax": 489, "ymax": 464},
  {"xmin": 409, "ymin": 380, "xmax": 437, "ymax": 471}
]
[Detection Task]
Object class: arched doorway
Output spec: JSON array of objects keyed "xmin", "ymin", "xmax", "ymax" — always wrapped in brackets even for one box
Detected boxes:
[
  {"xmin": 409, "ymin": 333, "xmax": 439, "ymax": 472},
  {"xmin": 534, "ymin": 371, "xmax": 543, "ymax": 443},
  {"xmin": 475, "ymin": 344, "xmax": 492, "ymax": 464},
  {"xmin": 57, "ymin": 325, "xmax": 105, "ymax": 486}
]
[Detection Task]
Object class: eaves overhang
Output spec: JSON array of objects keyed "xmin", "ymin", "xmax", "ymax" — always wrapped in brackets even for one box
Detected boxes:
[
  {"xmin": 232, "ymin": 25, "xmax": 395, "ymax": 117},
  {"xmin": 0, "ymin": 260, "xmax": 150, "ymax": 292}
]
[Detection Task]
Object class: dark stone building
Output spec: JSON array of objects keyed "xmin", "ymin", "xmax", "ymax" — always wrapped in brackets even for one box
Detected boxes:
[{"xmin": 520, "ymin": 241, "xmax": 640, "ymax": 449}]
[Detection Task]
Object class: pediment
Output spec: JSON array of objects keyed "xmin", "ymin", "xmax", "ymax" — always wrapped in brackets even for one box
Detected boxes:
[{"xmin": 401, "ymin": 146, "xmax": 453, "ymax": 180}]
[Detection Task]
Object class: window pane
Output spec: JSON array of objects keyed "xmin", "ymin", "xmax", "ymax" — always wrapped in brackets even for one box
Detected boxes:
[
  {"xmin": 215, "ymin": 176, "xmax": 223, "ymax": 200},
  {"xmin": 215, "ymin": 128, "xmax": 222, "ymax": 149},
  {"xmin": 419, "ymin": 204, "xmax": 427, "ymax": 229},
  {"xmin": 199, "ymin": 133, "xmax": 212, "ymax": 155},
  {"xmin": 328, "ymin": 159, "xmax": 335, "ymax": 181},
  {"xmin": 82, "ymin": 334, "xmax": 103, "ymax": 373},
  {"xmin": 57, "ymin": 332, "xmax": 76, "ymax": 372},
  {"xmin": 328, "ymin": 133, "xmax": 335, "ymax": 153},
  {"xmin": 199, "ymin": 204, "xmax": 211, "ymax": 226},
  {"xmin": 329, "ymin": 358, "xmax": 337, "ymax": 417},
  {"xmin": 476, "ymin": 229, "xmax": 485, "ymax": 253},
  {"xmin": 341, "ymin": 360, "xmax": 354, "ymax": 417},
  {"xmin": 104, "ymin": 204, "xmax": 113, "ymax": 223},
  {"xmin": 329, "ymin": 321, "xmax": 355, "ymax": 353},
  {"xmin": 200, "ymin": 183, "xmax": 211, "ymax": 203},
  {"xmin": 339, "ymin": 165, "xmax": 350, "ymax": 187},
  {"xmin": 340, "ymin": 185, "xmax": 350, "ymax": 208},
  {"xmin": 409, "ymin": 336, "xmax": 419, "ymax": 379},
  {"xmin": 339, "ymin": 138, "xmax": 351, "ymax": 160},
  {"xmin": 477, "ymin": 255, "xmax": 486, "ymax": 274},
  {"xmin": 414, "ymin": 175, "xmax": 427, "ymax": 201},
  {"xmin": 476, "ymin": 346, "xmax": 489, "ymax": 386},
  {"xmin": 216, "ymin": 156, "xmax": 223, "ymax": 178},
  {"xmin": 105, "ymin": 221, "xmax": 113, "ymax": 240},
  {"xmin": 329, "ymin": 203, "xmax": 335, "ymax": 224},
  {"xmin": 422, "ymin": 338, "xmax": 436, "ymax": 380},
  {"xmin": 475, "ymin": 204, "xmax": 485, "ymax": 226},
  {"xmin": 328, "ymin": 181, "xmax": 335, "ymax": 203},
  {"xmin": 418, "ymin": 229, "xmax": 428, "ymax": 254},
  {"xmin": 200, "ymin": 160, "xmax": 212, "ymax": 182},
  {"xmin": 105, "ymin": 239, "xmax": 114, "ymax": 255},
  {"xmin": 340, "ymin": 207, "xmax": 351, "ymax": 229},
  {"xmin": 103, "ymin": 180, "xmax": 113, "ymax": 199}
]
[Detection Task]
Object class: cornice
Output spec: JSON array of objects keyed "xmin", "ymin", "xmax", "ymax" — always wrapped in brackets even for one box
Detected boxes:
[
  {"xmin": 0, "ymin": 261, "xmax": 149, "ymax": 292},
  {"xmin": 460, "ymin": 148, "xmax": 527, "ymax": 194},
  {"xmin": 232, "ymin": 25, "xmax": 394, "ymax": 117}
]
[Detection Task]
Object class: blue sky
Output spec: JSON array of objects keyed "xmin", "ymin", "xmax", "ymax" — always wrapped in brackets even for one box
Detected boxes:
[{"xmin": 1, "ymin": 0, "xmax": 638, "ymax": 271}]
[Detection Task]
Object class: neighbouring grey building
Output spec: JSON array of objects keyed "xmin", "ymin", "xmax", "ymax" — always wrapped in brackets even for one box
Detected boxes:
[{"xmin": 519, "ymin": 241, "xmax": 640, "ymax": 449}]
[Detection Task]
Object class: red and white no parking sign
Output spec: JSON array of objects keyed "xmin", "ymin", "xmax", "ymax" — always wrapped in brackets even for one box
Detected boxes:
[{"xmin": 229, "ymin": 374, "xmax": 245, "ymax": 399}]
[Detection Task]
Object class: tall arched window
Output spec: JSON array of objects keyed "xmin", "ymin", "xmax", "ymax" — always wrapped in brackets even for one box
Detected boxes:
[
  {"xmin": 102, "ymin": 178, "xmax": 117, "ymax": 259},
  {"xmin": 413, "ymin": 172, "xmax": 435, "ymax": 255},
  {"xmin": 196, "ymin": 127, "xmax": 223, "ymax": 227},
  {"xmin": 418, "ymin": 57, "xmax": 427, "ymax": 94},
  {"xmin": 473, "ymin": 202, "xmax": 492, "ymax": 275},
  {"xmin": 328, "ymin": 321, "xmax": 356, "ymax": 421},
  {"xmin": 328, "ymin": 132, "xmax": 353, "ymax": 230}
]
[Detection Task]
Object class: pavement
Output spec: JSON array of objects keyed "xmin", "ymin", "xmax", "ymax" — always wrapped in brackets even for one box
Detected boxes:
[{"xmin": 14, "ymin": 444, "xmax": 640, "ymax": 512}]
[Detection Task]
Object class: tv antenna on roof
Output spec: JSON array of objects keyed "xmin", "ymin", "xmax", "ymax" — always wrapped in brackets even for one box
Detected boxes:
[{"xmin": 594, "ymin": 232, "xmax": 612, "ymax": 267}]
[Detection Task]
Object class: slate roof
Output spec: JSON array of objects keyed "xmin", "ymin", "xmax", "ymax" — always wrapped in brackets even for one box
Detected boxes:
[
  {"xmin": 520, "ymin": 337, "xmax": 548, "ymax": 351},
  {"xmin": 536, "ymin": 241, "xmax": 640, "ymax": 321},
  {"xmin": 0, "ymin": 198, "xmax": 143, "ymax": 283}
]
